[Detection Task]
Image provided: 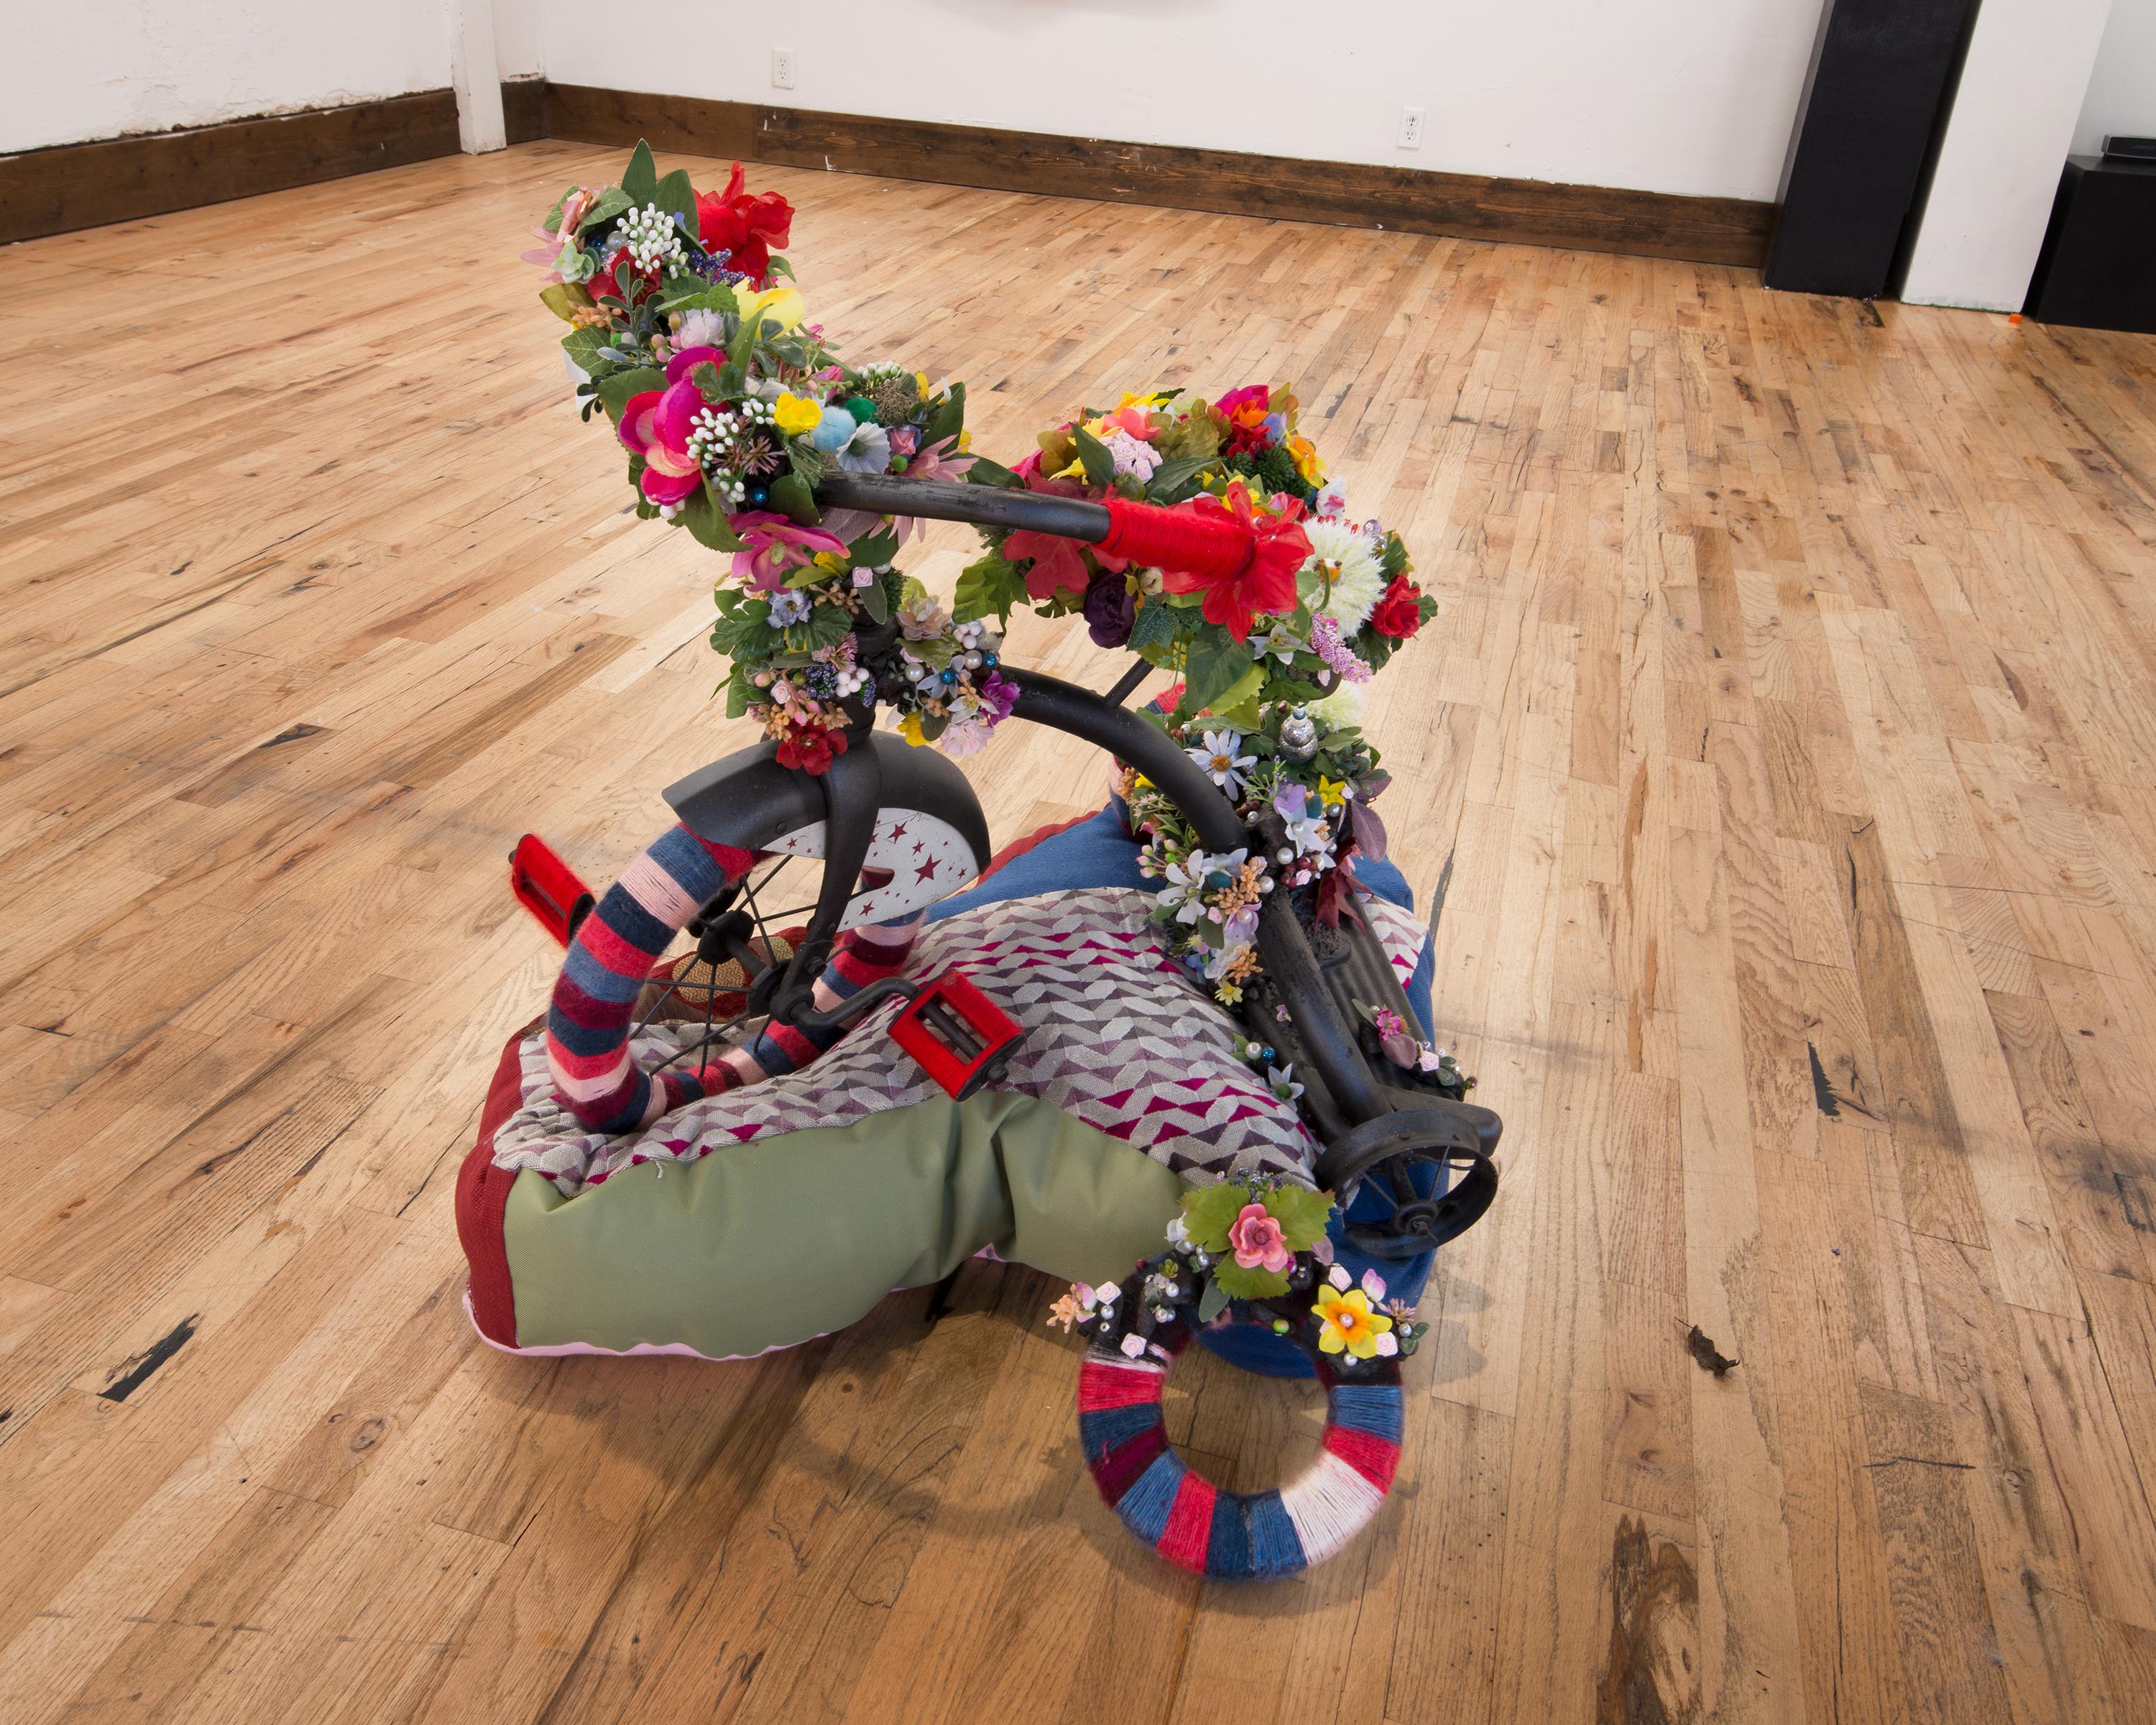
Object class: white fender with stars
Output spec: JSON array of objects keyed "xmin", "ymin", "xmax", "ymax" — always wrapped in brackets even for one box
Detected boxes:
[{"xmin": 761, "ymin": 809, "xmax": 982, "ymax": 928}]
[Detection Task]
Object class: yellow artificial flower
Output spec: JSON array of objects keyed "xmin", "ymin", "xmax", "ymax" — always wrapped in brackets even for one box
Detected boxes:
[
  {"xmin": 773, "ymin": 392, "xmax": 824, "ymax": 437},
  {"xmin": 1287, "ymin": 433, "xmax": 1325, "ymax": 486},
  {"xmin": 736, "ymin": 284, "xmax": 807, "ymax": 334},
  {"xmin": 898, "ymin": 711, "xmax": 927, "ymax": 746},
  {"xmin": 1317, "ymin": 776, "xmax": 1348, "ymax": 808},
  {"xmin": 1313, "ymin": 1284, "xmax": 1393, "ymax": 1358},
  {"xmin": 811, "ymin": 551, "xmax": 848, "ymax": 574},
  {"xmin": 915, "ymin": 371, "xmax": 931, "ymax": 394},
  {"xmin": 957, "ymin": 428, "xmax": 972, "ymax": 451}
]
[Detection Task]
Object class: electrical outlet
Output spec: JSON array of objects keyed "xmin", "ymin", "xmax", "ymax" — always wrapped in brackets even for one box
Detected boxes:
[
  {"xmin": 1397, "ymin": 106, "xmax": 1425, "ymax": 150},
  {"xmin": 772, "ymin": 47, "xmax": 796, "ymax": 90}
]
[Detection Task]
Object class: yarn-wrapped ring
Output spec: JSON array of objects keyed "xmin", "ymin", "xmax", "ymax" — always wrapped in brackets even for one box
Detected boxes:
[{"xmin": 1077, "ymin": 1325, "xmax": 1404, "ymax": 1580}]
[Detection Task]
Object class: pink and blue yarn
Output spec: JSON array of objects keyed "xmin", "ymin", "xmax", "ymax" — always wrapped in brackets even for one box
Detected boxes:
[{"xmin": 1077, "ymin": 1338, "xmax": 1404, "ymax": 1580}]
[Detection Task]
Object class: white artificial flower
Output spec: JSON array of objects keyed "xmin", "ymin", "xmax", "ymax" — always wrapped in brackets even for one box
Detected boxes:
[
  {"xmin": 1186, "ymin": 730, "xmax": 1256, "ymax": 794},
  {"xmin": 1300, "ymin": 518, "xmax": 1386, "ymax": 633},
  {"xmin": 1309, "ymin": 682, "xmax": 1366, "ymax": 730}
]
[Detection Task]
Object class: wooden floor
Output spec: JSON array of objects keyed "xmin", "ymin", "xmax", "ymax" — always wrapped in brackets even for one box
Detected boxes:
[{"xmin": 4, "ymin": 142, "xmax": 2156, "ymax": 1725}]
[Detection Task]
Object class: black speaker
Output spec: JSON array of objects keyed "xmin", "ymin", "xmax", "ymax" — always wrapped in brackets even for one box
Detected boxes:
[{"xmin": 1765, "ymin": 0, "xmax": 1980, "ymax": 299}]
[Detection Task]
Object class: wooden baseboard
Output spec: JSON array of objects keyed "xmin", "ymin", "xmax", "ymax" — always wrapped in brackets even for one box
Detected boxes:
[
  {"xmin": 502, "ymin": 80, "xmax": 548, "ymax": 148},
  {"xmin": 545, "ymin": 83, "xmax": 1773, "ymax": 270},
  {"xmin": 0, "ymin": 91, "xmax": 464, "ymax": 245},
  {"xmin": 3, "ymin": 78, "xmax": 1775, "ymax": 270}
]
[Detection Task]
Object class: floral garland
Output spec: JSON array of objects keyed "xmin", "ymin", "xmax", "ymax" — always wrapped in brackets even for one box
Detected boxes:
[
  {"xmin": 949, "ymin": 389, "xmax": 1437, "ymax": 1006},
  {"xmin": 530, "ymin": 145, "xmax": 1457, "ymax": 1028},
  {"xmin": 1047, "ymin": 1179, "xmax": 1432, "ymax": 1366},
  {"xmin": 529, "ymin": 142, "xmax": 1000, "ymax": 772}
]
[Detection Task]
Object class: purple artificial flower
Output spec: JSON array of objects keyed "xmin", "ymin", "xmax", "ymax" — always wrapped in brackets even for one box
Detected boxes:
[
  {"xmin": 1082, "ymin": 570, "xmax": 1137, "ymax": 649},
  {"xmin": 979, "ymin": 668, "xmax": 1020, "ymax": 719}
]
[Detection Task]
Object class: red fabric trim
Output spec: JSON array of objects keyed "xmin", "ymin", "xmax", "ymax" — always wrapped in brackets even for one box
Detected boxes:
[
  {"xmin": 978, "ymin": 812, "xmax": 1096, "ymax": 883},
  {"xmin": 455, "ymin": 1021, "xmax": 538, "ymax": 1348}
]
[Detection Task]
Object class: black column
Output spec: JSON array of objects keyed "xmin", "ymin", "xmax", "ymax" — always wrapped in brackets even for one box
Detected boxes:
[{"xmin": 1765, "ymin": 0, "xmax": 1981, "ymax": 299}]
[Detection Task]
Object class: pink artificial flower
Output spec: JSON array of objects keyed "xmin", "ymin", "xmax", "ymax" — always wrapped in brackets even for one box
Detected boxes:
[
  {"xmin": 1099, "ymin": 402, "xmax": 1157, "ymax": 441},
  {"xmin": 522, "ymin": 187, "xmax": 595, "ymax": 278},
  {"xmin": 729, "ymin": 512, "xmax": 847, "ymax": 589},
  {"xmin": 617, "ymin": 380, "xmax": 706, "ymax": 506},
  {"xmin": 1227, "ymin": 1202, "xmax": 1291, "ymax": 1274},
  {"xmin": 664, "ymin": 345, "xmax": 725, "ymax": 384}
]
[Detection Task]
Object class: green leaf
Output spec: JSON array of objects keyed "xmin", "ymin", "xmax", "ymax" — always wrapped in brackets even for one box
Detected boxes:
[
  {"xmin": 857, "ymin": 575, "xmax": 890, "ymax": 624},
  {"xmin": 954, "ymin": 553, "xmax": 1028, "ymax": 625},
  {"xmin": 561, "ymin": 324, "xmax": 612, "ymax": 372},
  {"xmin": 849, "ymin": 527, "xmax": 900, "ymax": 569},
  {"xmin": 924, "ymin": 380, "xmax": 967, "ymax": 448},
  {"xmin": 579, "ymin": 186, "xmax": 632, "ymax": 233},
  {"xmin": 1197, "ymin": 1279, "xmax": 1231, "ymax": 1324},
  {"xmin": 964, "ymin": 455, "xmax": 1023, "ymax": 490},
  {"xmin": 658, "ymin": 279, "xmax": 740, "ymax": 316},
  {"xmin": 1072, "ymin": 425, "xmax": 1116, "ymax": 488},
  {"xmin": 592, "ymin": 364, "xmax": 665, "ymax": 420},
  {"xmin": 1211, "ymin": 1261, "xmax": 1291, "ymax": 1301},
  {"xmin": 654, "ymin": 167, "xmax": 696, "ymax": 230},
  {"xmin": 723, "ymin": 667, "xmax": 752, "ymax": 718},
  {"xmin": 1146, "ymin": 453, "xmax": 1216, "ymax": 502},
  {"xmin": 1261, "ymin": 1185, "xmax": 1335, "ymax": 1254},
  {"xmin": 1179, "ymin": 1182, "xmax": 1252, "ymax": 1254},
  {"xmin": 1176, "ymin": 630, "xmax": 1254, "ymax": 719},
  {"xmin": 765, "ymin": 254, "xmax": 796, "ymax": 282},
  {"xmin": 679, "ymin": 479, "xmax": 744, "ymax": 551},
  {"xmin": 768, "ymin": 473, "xmax": 820, "ymax": 525},
  {"xmin": 786, "ymin": 440, "xmax": 826, "ymax": 490},
  {"xmin": 690, "ymin": 360, "xmax": 726, "ymax": 402},
  {"xmin": 620, "ymin": 141, "xmax": 661, "ymax": 206},
  {"xmin": 1126, "ymin": 598, "xmax": 1179, "ymax": 657}
]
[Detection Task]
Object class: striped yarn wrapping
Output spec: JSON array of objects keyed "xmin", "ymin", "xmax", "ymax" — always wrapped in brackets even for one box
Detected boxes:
[
  {"xmin": 1076, "ymin": 1343, "xmax": 1404, "ymax": 1580},
  {"xmin": 545, "ymin": 823, "xmax": 927, "ymax": 1133}
]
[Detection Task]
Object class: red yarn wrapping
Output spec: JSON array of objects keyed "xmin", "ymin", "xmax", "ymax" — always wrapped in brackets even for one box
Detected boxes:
[
  {"xmin": 1095, "ymin": 496, "xmax": 1253, "ymax": 581},
  {"xmin": 1079, "ymin": 1360, "xmax": 1165, "ymax": 1412},
  {"xmin": 1321, "ymin": 1423, "xmax": 1403, "ymax": 1491}
]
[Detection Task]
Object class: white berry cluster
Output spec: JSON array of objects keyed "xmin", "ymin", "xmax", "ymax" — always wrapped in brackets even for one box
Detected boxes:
[{"xmin": 612, "ymin": 203, "xmax": 686, "ymax": 272}]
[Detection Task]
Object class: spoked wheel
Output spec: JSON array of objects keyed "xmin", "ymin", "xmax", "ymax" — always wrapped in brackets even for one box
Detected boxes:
[{"xmin": 1313, "ymin": 1095, "xmax": 1502, "ymax": 1260}]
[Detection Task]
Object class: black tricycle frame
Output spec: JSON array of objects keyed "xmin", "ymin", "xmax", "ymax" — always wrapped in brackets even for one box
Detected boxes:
[{"xmin": 657, "ymin": 474, "xmax": 1503, "ymax": 1258}]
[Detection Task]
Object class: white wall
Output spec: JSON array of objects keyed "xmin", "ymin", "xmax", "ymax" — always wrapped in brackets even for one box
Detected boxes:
[
  {"xmin": 3, "ymin": 0, "xmax": 539, "ymax": 155},
  {"xmin": 2072, "ymin": 0, "xmax": 2156, "ymax": 157},
  {"xmin": 1902, "ymin": 0, "xmax": 2116, "ymax": 312},
  {"xmin": 537, "ymin": 0, "xmax": 1828, "ymax": 203}
]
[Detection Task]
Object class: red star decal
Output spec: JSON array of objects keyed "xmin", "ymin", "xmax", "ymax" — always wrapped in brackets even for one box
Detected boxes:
[
  {"xmin": 915, "ymin": 856, "xmax": 941, "ymax": 882},
  {"xmin": 888, "ymin": 822, "xmax": 908, "ymax": 841}
]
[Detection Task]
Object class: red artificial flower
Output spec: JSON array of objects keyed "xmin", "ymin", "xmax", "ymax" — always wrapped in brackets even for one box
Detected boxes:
[
  {"xmin": 775, "ymin": 721, "xmax": 847, "ymax": 776},
  {"xmin": 1159, "ymin": 481, "xmax": 1311, "ymax": 642},
  {"xmin": 1370, "ymin": 575, "xmax": 1424, "ymax": 640},
  {"xmin": 588, "ymin": 249, "xmax": 655, "ymax": 308},
  {"xmin": 1212, "ymin": 384, "xmax": 1274, "ymax": 455},
  {"xmin": 697, "ymin": 162, "xmax": 795, "ymax": 287},
  {"xmin": 1003, "ymin": 530, "xmax": 1127, "ymax": 602}
]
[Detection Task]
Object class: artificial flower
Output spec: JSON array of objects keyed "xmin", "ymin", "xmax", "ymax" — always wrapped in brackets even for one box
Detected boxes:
[
  {"xmin": 522, "ymin": 187, "xmax": 596, "ymax": 279},
  {"xmin": 735, "ymin": 282, "xmax": 807, "ymax": 334},
  {"xmin": 775, "ymin": 719, "xmax": 845, "ymax": 775},
  {"xmin": 730, "ymin": 512, "xmax": 847, "ymax": 589},
  {"xmin": 811, "ymin": 405, "xmax": 861, "ymax": 454},
  {"xmin": 1251, "ymin": 621, "xmax": 1302, "ymax": 666},
  {"xmin": 1370, "ymin": 574, "xmax": 1424, "ymax": 640},
  {"xmin": 773, "ymin": 392, "xmax": 825, "ymax": 437},
  {"xmin": 1314, "ymin": 1283, "xmax": 1393, "ymax": 1358},
  {"xmin": 1102, "ymin": 428, "xmax": 1161, "ymax": 482},
  {"xmin": 1158, "ymin": 482, "xmax": 1309, "ymax": 642},
  {"xmin": 1287, "ymin": 433, "xmax": 1325, "ymax": 487},
  {"xmin": 1309, "ymin": 683, "xmax": 1366, "ymax": 729},
  {"xmin": 672, "ymin": 306, "xmax": 727, "ymax": 349},
  {"xmin": 1312, "ymin": 479, "xmax": 1350, "ymax": 519},
  {"xmin": 1187, "ymin": 730, "xmax": 1256, "ymax": 794},
  {"xmin": 616, "ymin": 382, "xmax": 706, "ymax": 506},
  {"xmin": 1227, "ymin": 1202, "xmax": 1292, "ymax": 1274},
  {"xmin": 1003, "ymin": 527, "xmax": 1124, "ymax": 603},
  {"xmin": 695, "ymin": 161, "xmax": 794, "ymax": 285},
  {"xmin": 834, "ymin": 419, "xmax": 892, "ymax": 474},
  {"xmin": 1214, "ymin": 384, "xmax": 1274, "ymax": 455},
  {"xmin": 1047, "ymin": 1284, "xmax": 1098, "ymax": 1331},
  {"xmin": 1316, "ymin": 776, "xmax": 1348, "ymax": 808},
  {"xmin": 1272, "ymin": 783, "xmax": 1330, "ymax": 854},
  {"xmin": 1267, "ymin": 1063, "xmax": 1304, "ymax": 1103},
  {"xmin": 1309, "ymin": 615, "xmax": 1373, "ymax": 684},
  {"xmin": 1301, "ymin": 518, "xmax": 1386, "ymax": 633},
  {"xmin": 768, "ymin": 589, "xmax": 811, "ymax": 626},
  {"xmin": 1082, "ymin": 571, "xmax": 1136, "ymax": 648}
]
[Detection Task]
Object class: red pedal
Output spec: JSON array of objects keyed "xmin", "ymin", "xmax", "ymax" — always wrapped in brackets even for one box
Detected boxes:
[
  {"xmin": 889, "ymin": 970, "xmax": 1026, "ymax": 1100},
  {"xmin": 510, "ymin": 834, "xmax": 594, "ymax": 948}
]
